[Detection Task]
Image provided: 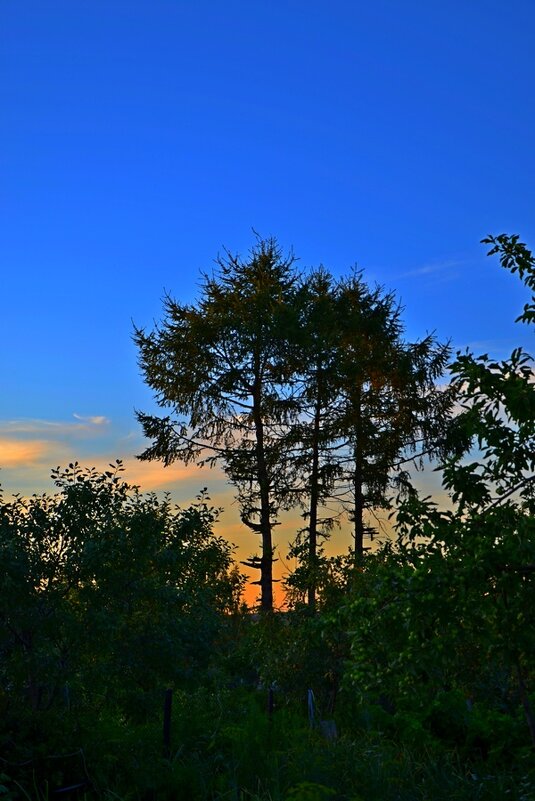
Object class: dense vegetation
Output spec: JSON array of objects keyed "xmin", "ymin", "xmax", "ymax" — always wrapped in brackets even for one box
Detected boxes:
[{"xmin": 1, "ymin": 235, "xmax": 534, "ymax": 799}]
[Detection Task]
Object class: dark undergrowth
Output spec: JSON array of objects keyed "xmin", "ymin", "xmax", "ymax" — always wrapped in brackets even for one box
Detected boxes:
[{"xmin": 2, "ymin": 680, "xmax": 533, "ymax": 801}]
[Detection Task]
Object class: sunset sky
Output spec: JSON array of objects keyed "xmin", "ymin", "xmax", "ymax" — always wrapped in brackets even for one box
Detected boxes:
[{"xmin": 2, "ymin": 1, "xmax": 534, "ymax": 601}]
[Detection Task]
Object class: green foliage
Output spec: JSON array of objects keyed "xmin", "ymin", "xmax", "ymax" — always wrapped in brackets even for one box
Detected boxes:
[
  {"xmin": 3, "ymin": 232, "xmax": 535, "ymax": 798},
  {"xmin": 284, "ymin": 782, "xmax": 336, "ymax": 801},
  {"xmin": 482, "ymin": 233, "xmax": 535, "ymax": 325},
  {"xmin": 338, "ymin": 233, "xmax": 535, "ymax": 761},
  {"xmin": 0, "ymin": 463, "xmax": 244, "ymax": 795}
]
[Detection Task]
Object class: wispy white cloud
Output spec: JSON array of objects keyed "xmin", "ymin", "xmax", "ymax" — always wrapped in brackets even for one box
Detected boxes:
[
  {"xmin": 73, "ymin": 414, "xmax": 110, "ymax": 426},
  {"xmin": 459, "ymin": 339, "xmax": 530, "ymax": 358},
  {"xmin": 119, "ymin": 431, "xmax": 143, "ymax": 443},
  {"xmin": 397, "ymin": 258, "xmax": 465, "ymax": 280},
  {"xmin": 0, "ymin": 415, "xmax": 110, "ymax": 436}
]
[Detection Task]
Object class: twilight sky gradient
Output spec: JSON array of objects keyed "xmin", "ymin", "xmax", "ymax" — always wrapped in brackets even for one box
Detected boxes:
[{"xmin": 1, "ymin": 1, "xmax": 534, "ymax": 596}]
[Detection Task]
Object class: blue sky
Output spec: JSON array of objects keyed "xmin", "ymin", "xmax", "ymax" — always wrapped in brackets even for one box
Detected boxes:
[{"xmin": 1, "ymin": 2, "xmax": 534, "ymax": 590}]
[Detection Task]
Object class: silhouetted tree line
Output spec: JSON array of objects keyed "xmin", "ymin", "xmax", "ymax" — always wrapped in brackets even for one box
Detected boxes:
[{"xmin": 135, "ymin": 236, "xmax": 452, "ymax": 611}]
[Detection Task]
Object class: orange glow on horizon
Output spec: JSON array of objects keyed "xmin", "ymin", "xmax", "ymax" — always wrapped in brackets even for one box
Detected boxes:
[{"xmin": 0, "ymin": 438, "xmax": 49, "ymax": 467}]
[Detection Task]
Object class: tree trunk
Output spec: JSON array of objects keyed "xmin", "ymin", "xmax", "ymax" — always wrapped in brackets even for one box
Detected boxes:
[
  {"xmin": 352, "ymin": 392, "xmax": 365, "ymax": 564},
  {"xmin": 252, "ymin": 375, "xmax": 274, "ymax": 612},
  {"xmin": 353, "ymin": 456, "xmax": 365, "ymax": 562},
  {"xmin": 307, "ymin": 395, "xmax": 322, "ymax": 611}
]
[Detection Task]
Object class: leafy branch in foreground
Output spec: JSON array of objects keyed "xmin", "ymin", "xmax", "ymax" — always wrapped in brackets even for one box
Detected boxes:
[{"xmin": 389, "ymin": 233, "xmax": 535, "ymax": 747}]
